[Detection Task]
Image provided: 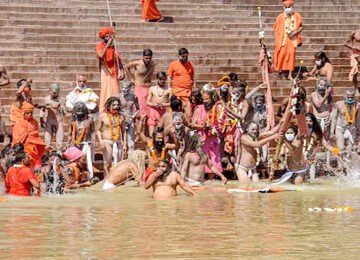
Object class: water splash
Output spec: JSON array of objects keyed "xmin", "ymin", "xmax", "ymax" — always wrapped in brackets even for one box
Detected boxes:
[{"xmin": 334, "ymin": 151, "xmax": 360, "ymax": 187}]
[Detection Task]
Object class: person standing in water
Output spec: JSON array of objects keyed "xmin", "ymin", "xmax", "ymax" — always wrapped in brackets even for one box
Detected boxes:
[{"xmin": 144, "ymin": 159, "xmax": 196, "ymax": 199}]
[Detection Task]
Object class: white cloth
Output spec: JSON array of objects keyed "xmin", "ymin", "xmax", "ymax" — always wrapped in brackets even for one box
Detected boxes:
[
  {"xmin": 103, "ymin": 179, "xmax": 117, "ymax": 190},
  {"xmin": 81, "ymin": 141, "xmax": 93, "ymax": 178},
  {"xmin": 185, "ymin": 177, "xmax": 204, "ymax": 186},
  {"xmin": 238, "ymin": 164, "xmax": 256, "ymax": 178},
  {"xmin": 104, "ymin": 140, "xmax": 123, "ymax": 166},
  {"xmin": 66, "ymin": 86, "xmax": 99, "ymax": 111},
  {"xmin": 337, "ymin": 126, "xmax": 354, "ymax": 144},
  {"xmin": 316, "ymin": 116, "xmax": 329, "ymax": 133}
]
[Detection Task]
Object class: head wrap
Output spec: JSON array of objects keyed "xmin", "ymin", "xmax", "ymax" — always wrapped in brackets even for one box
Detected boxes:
[
  {"xmin": 283, "ymin": 0, "xmax": 294, "ymax": 6},
  {"xmin": 63, "ymin": 147, "xmax": 84, "ymax": 162},
  {"xmin": 22, "ymin": 102, "xmax": 34, "ymax": 113},
  {"xmin": 217, "ymin": 75, "xmax": 231, "ymax": 87},
  {"xmin": 99, "ymin": 27, "xmax": 111, "ymax": 39}
]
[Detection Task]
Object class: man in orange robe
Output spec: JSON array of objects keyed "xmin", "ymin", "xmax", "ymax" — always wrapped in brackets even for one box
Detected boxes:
[
  {"xmin": 141, "ymin": 0, "xmax": 163, "ymax": 22},
  {"xmin": 273, "ymin": 0, "xmax": 303, "ymax": 79},
  {"xmin": 167, "ymin": 48, "xmax": 195, "ymax": 117},
  {"xmin": 96, "ymin": 27, "xmax": 125, "ymax": 112},
  {"xmin": 12, "ymin": 102, "xmax": 46, "ymax": 169}
]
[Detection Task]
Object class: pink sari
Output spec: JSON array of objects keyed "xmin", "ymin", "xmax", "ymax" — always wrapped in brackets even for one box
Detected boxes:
[{"xmin": 196, "ymin": 105, "xmax": 223, "ymax": 174}]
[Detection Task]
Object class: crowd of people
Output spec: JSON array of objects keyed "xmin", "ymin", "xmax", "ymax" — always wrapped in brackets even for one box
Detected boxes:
[{"xmin": 0, "ymin": 0, "xmax": 359, "ymax": 200}]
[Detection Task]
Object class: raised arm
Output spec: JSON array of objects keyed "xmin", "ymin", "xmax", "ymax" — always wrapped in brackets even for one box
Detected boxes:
[
  {"xmin": 245, "ymin": 83, "xmax": 266, "ymax": 100},
  {"xmin": 241, "ymin": 133, "xmax": 280, "ymax": 149}
]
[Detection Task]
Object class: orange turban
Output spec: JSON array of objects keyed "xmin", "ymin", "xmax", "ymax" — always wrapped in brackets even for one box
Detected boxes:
[
  {"xmin": 283, "ymin": 0, "xmax": 294, "ymax": 6},
  {"xmin": 22, "ymin": 102, "xmax": 34, "ymax": 113},
  {"xmin": 99, "ymin": 27, "xmax": 110, "ymax": 39},
  {"xmin": 217, "ymin": 75, "xmax": 231, "ymax": 87}
]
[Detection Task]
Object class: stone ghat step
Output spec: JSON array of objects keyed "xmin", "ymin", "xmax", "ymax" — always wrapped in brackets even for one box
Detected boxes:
[
  {"xmin": 4, "ymin": 64, "xmax": 354, "ymax": 74},
  {"xmin": 3, "ymin": 12, "xmax": 360, "ymax": 25},
  {"xmin": 68, "ymin": 0, "xmax": 360, "ymax": 4},
  {"xmin": 3, "ymin": 19, "xmax": 359, "ymax": 32},
  {"xmin": 0, "ymin": 48, "xmax": 347, "ymax": 60},
  {"xmin": 0, "ymin": 41, "xmax": 347, "ymax": 53},
  {"xmin": 3, "ymin": 4, "xmax": 360, "ymax": 14},
  {"xmin": 0, "ymin": 27, "xmax": 355, "ymax": 38},
  {"xmin": 2, "ymin": 33, "xmax": 351, "ymax": 46}
]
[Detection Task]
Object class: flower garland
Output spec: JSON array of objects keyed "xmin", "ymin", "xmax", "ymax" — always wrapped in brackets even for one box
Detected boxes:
[
  {"xmin": 344, "ymin": 103, "xmax": 356, "ymax": 124},
  {"xmin": 149, "ymin": 140, "xmax": 166, "ymax": 164},
  {"xmin": 208, "ymin": 102, "xmax": 227, "ymax": 136},
  {"xmin": 284, "ymin": 13, "xmax": 295, "ymax": 34},
  {"xmin": 72, "ymin": 121, "xmax": 86, "ymax": 145},
  {"xmin": 107, "ymin": 113, "xmax": 121, "ymax": 141},
  {"xmin": 279, "ymin": 143, "xmax": 288, "ymax": 169},
  {"xmin": 290, "ymin": 83, "xmax": 299, "ymax": 115},
  {"xmin": 302, "ymin": 134, "xmax": 315, "ymax": 159},
  {"xmin": 230, "ymin": 100, "xmax": 243, "ymax": 127}
]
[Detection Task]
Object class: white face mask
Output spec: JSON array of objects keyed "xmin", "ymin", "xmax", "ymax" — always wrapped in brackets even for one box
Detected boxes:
[
  {"xmin": 175, "ymin": 124, "xmax": 183, "ymax": 129},
  {"xmin": 231, "ymin": 94, "xmax": 240, "ymax": 101},
  {"xmin": 285, "ymin": 133, "xmax": 296, "ymax": 142},
  {"xmin": 284, "ymin": 7, "xmax": 292, "ymax": 14},
  {"xmin": 315, "ymin": 60, "xmax": 322, "ymax": 66}
]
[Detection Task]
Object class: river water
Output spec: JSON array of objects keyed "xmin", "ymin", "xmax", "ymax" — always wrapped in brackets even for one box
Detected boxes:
[{"xmin": 1, "ymin": 179, "xmax": 360, "ymax": 259}]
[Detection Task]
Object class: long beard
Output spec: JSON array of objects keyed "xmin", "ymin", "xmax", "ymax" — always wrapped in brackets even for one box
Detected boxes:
[
  {"xmin": 204, "ymin": 103, "xmax": 213, "ymax": 111},
  {"xmin": 154, "ymin": 141, "xmax": 164, "ymax": 150}
]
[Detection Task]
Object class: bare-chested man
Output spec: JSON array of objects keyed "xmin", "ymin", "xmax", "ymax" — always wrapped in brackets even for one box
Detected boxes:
[
  {"xmin": 0, "ymin": 65, "xmax": 9, "ymax": 140},
  {"xmin": 40, "ymin": 83, "xmax": 66, "ymax": 154},
  {"xmin": 279, "ymin": 125, "xmax": 308, "ymax": 185},
  {"xmin": 147, "ymin": 72, "xmax": 172, "ymax": 137},
  {"xmin": 330, "ymin": 89, "xmax": 360, "ymax": 151},
  {"xmin": 237, "ymin": 122, "xmax": 280, "ymax": 182},
  {"xmin": 10, "ymin": 79, "xmax": 33, "ymax": 130},
  {"xmin": 139, "ymin": 113, "xmax": 179, "ymax": 180},
  {"xmin": 96, "ymin": 97, "xmax": 127, "ymax": 177},
  {"xmin": 164, "ymin": 112, "xmax": 189, "ymax": 169},
  {"xmin": 303, "ymin": 51, "xmax": 334, "ymax": 83},
  {"xmin": 345, "ymin": 29, "xmax": 360, "ymax": 92},
  {"xmin": 103, "ymin": 150, "xmax": 146, "ymax": 189},
  {"xmin": 118, "ymin": 80, "xmax": 140, "ymax": 153},
  {"xmin": 310, "ymin": 77, "xmax": 332, "ymax": 135},
  {"xmin": 181, "ymin": 134, "xmax": 227, "ymax": 186},
  {"xmin": 69, "ymin": 102, "xmax": 95, "ymax": 178},
  {"xmin": 125, "ymin": 49, "xmax": 155, "ymax": 116},
  {"xmin": 144, "ymin": 159, "xmax": 196, "ymax": 200}
]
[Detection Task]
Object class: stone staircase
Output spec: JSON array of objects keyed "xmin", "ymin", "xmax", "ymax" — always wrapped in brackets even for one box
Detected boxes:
[{"xmin": 0, "ymin": 0, "xmax": 359, "ymax": 137}]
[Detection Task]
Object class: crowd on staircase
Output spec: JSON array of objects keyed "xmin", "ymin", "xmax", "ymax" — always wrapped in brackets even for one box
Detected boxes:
[{"xmin": 1, "ymin": 0, "xmax": 360, "ymax": 199}]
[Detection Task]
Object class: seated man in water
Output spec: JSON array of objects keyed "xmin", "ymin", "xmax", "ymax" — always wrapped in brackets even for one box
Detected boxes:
[
  {"xmin": 63, "ymin": 147, "xmax": 99, "ymax": 189},
  {"xmin": 181, "ymin": 134, "xmax": 227, "ymax": 186},
  {"xmin": 5, "ymin": 151, "xmax": 40, "ymax": 197},
  {"xmin": 103, "ymin": 150, "xmax": 146, "ymax": 190},
  {"xmin": 144, "ymin": 159, "xmax": 196, "ymax": 199}
]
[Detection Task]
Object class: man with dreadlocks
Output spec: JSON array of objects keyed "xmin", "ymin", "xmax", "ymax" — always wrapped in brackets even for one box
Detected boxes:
[
  {"xmin": 96, "ymin": 97, "xmax": 127, "ymax": 178},
  {"xmin": 139, "ymin": 113, "xmax": 179, "ymax": 181},
  {"xmin": 103, "ymin": 150, "xmax": 146, "ymax": 189},
  {"xmin": 192, "ymin": 90, "xmax": 224, "ymax": 179},
  {"xmin": 69, "ymin": 102, "xmax": 95, "ymax": 178},
  {"xmin": 181, "ymin": 134, "xmax": 227, "ymax": 186}
]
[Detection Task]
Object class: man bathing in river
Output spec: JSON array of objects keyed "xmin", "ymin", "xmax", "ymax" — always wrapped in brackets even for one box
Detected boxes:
[
  {"xmin": 181, "ymin": 134, "xmax": 227, "ymax": 186},
  {"xmin": 144, "ymin": 159, "xmax": 196, "ymax": 200},
  {"xmin": 103, "ymin": 150, "xmax": 146, "ymax": 190}
]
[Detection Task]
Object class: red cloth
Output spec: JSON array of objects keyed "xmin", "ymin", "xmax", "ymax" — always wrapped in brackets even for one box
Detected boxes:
[
  {"xmin": 96, "ymin": 42, "xmax": 122, "ymax": 78},
  {"xmin": 142, "ymin": 167, "xmax": 156, "ymax": 182},
  {"xmin": 12, "ymin": 118, "xmax": 47, "ymax": 168},
  {"xmin": 141, "ymin": 0, "xmax": 161, "ymax": 20},
  {"xmin": 167, "ymin": 60, "xmax": 195, "ymax": 98},
  {"xmin": 99, "ymin": 27, "xmax": 113, "ymax": 39},
  {"xmin": 5, "ymin": 165, "xmax": 39, "ymax": 196}
]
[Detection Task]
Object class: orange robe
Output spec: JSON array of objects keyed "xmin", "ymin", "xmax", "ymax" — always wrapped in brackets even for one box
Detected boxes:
[
  {"xmin": 167, "ymin": 60, "xmax": 195, "ymax": 101},
  {"xmin": 141, "ymin": 0, "xmax": 161, "ymax": 20},
  {"xmin": 273, "ymin": 12, "xmax": 303, "ymax": 72},
  {"xmin": 10, "ymin": 102, "xmax": 23, "ymax": 127},
  {"xmin": 96, "ymin": 42, "xmax": 122, "ymax": 112},
  {"xmin": 12, "ymin": 118, "xmax": 46, "ymax": 167}
]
